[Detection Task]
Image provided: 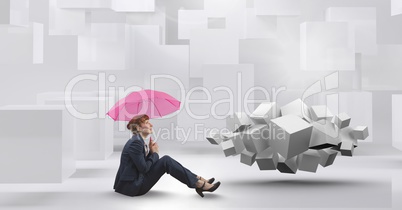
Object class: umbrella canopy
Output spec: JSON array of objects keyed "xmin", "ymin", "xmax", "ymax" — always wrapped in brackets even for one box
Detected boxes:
[{"xmin": 107, "ymin": 89, "xmax": 181, "ymax": 121}]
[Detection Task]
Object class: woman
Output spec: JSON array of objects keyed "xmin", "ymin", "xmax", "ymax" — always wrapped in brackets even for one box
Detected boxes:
[{"xmin": 113, "ymin": 114, "xmax": 220, "ymax": 197}]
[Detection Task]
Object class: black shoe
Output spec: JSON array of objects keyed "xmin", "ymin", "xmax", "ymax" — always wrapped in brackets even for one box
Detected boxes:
[
  {"xmin": 195, "ymin": 181, "xmax": 221, "ymax": 198},
  {"xmin": 198, "ymin": 176, "xmax": 215, "ymax": 184}
]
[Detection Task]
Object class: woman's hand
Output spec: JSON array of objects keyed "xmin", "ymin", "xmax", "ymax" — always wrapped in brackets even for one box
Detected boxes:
[{"xmin": 149, "ymin": 139, "xmax": 159, "ymax": 154}]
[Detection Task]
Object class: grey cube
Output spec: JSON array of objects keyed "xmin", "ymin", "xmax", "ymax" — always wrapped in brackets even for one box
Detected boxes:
[
  {"xmin": 256, "ymin": 147, "xmax": 278, "ymax": 170},
  {"xmin": 318, "ymin": 148, "xmax": 338, "ymax": 167},
  {"xmin": 333, "ymin": 113, "xmax": 351, "ymax": 129},
  {"xmin": 340, "ymin": 140, "xmax": 354, "ymax": 156},
  {"xmin": 226, "ymin": 112, "xmax": 253, "ymax": 133},
  {"xmin": 240, "ymin": 150, "xmax": 256, "ymax": 166},
  {"xmin": 220, "ymin": 133, "xmax": 245, "ymax": 157},
  {"xmin": 309, "ymin": 120, "xmax": 340, "ymax": 149},
  {"xmin": 277, "ymin": 154, "xmax": 298, "ymax": 174},
  {"xmin": 250, "ymin": 102, "xmax": 278, "ymax": 124},
  {"xmin": 241, "ymin": 124, "xmax": 270, "ymax": 154},
  {"xmin": 297, "ymin": 149, "xmax": 321, "ymax": 173},
  {"xmin": 352, "ymin": 126, "xmax": 369, "ymax": 140}
]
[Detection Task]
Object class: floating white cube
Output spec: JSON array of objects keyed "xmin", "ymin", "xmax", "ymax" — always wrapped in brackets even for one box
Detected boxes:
[
  {"xmin": 256, "ymin": 147, "xmax": 278, "ymax": 170},
  {"xmin": 318, "ymin": 148, "xmax": 338, "ymax": 167},
  {"xmin": 227, "ymin": 112, "xmax": 253, "ymax": 133},
  {"xmin": 340, "ymin": 139, "xmax": 355, "ymax": 157},
  {"xmin": 298, "ymin": 149, "xmax": 321, "ymax": 173},
  {"xmin": 240, "ymin": 150, "xmax": 256, "ymax": 166},
  {"xmin": 240, "ymin": 124, "xmax": 270, "ymax": 154},
  {"xmin": 250, "ymin": 102, "xmax": 278, "ymax": 124},
  {"xmin": 277, "ymin": 154, "xmax": 298, "ymax": 174},
  {"xmin": 352, "ymin": 126, "xmax": 369, "ymax": 140},
  {"xmin": 333, "ymin": 112, "xmax": 351, "ymax": 129},
  {"xmin": 221, "ymin": 133, "xmax": 245, "ymax": 157},
  {"xmin": 270, "ymin": 115, "xmax": 313, "ymax": 159}
]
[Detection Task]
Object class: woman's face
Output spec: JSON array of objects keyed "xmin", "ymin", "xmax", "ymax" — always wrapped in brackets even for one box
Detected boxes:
[{"xmin": 138, "ymin": 119, "xmax": 153, "ymax": 135}]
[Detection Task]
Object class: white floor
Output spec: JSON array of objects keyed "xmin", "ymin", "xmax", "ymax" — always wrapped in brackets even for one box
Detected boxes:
[{"xmin": 1, "ymin": 142, "xmax": 402, "ymax": 210}]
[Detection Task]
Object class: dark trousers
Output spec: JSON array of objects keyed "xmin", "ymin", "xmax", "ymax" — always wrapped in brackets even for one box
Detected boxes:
[{"xmin": 138, "ymin": 155, "xmax": 199, "ymax": 195}]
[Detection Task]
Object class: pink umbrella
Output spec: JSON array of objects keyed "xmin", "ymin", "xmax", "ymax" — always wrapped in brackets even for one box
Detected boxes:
[{"xmin": 107, "ymin": 89, "xmax": 181, "ymax": 121}]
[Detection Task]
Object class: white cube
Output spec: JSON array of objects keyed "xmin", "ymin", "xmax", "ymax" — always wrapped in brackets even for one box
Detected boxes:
[
  {"xmin": 352, "ymin": 126, "xmax": 369, "ymax": 140},
  {"xmin": 227, "ymin": 112, "xmax": 253, "ymax": 132},
  {"xmin": 250, "ymin": 102, "xmax": 278, "ymax": 124},
  {"xmin": 333, "ymin": 112, "xmax": 351, "ymax": 129},
  {"xmin": 240, "ymin": 124, "xmax": 270, "ymax": 154},
  {"xmin": 270, "ymin": 115, "xmax": 313, "ymax": 159},
  {"xmin": 318, "ymin": 148, "xmax": 338, "ymax": 167},
  {"xmin": 256, "ymin": 147, "xmax": 278, "ymax": 170},
  {"xmin": 240, "ymin": 150, "xmax": 256, "ymax": 166},
  {"xmin": 297, "ymin": 149, "xmax": 321, "ymax": 173},
  {"xmin": 0, "ymin": 105, "xmax": 75, "ymax": 183}
]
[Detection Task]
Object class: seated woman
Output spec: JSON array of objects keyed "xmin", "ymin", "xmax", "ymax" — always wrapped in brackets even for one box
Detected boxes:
[{"xmin": 113, "ymin": 114, "xmax": 220, "ymax": 197}]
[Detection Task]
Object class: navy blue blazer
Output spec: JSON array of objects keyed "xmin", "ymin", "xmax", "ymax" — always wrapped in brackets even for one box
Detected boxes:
[{"xmin": 113, "ymin": 134, "xmax": 159, "ymax": 196}]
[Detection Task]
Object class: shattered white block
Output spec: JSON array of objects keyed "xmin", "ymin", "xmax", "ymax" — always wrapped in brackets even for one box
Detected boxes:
[
  {"xmin": 352, "ymin": 126, "xmax": 369, "ymax": 140},
  {"xmin": 280, "ymin": 99, "xmax": 311, "ymax": 122},
  {"xmin": 270, "ymin": 115, "xmax": 313, "ymax": 159},
  {"xmin": 340, "ymin": 140, "xmax": 354, "ymax": 157},
  {"xmin": 297, "ymin": 149, "xmax": 321, "ymax": 173},
  {"xmin": 240, "ymin": 150, "xmax": 256, "ymax": 166},
  {"xmin": 250, "ymin": 102, "xmax": 278, "ymax": 124},
  {"xmin": 221, "ymin": 133, "xmax": 245, "ymax": 157},
  {"xmin": 255, "ymin": 0, "xmax": 301, "ymax": 16},
  {"xmin": 277, "ymin": 154, "xmax": 298, "ymax": 174},
  {"xmin": 309, "ymin": 120, "xmax": 340, "ymax": 149},
  {"xmin": 227, "ymin": 112, "xmax": 253, "ymax": 133},
  {"xmin": 333, "ymin": 112, "xmax": 351, "ymax": 129},
  {"xmin": 206, "ymin": 132, "xmax": 223, "ymax": 145},
  {"xmin": 301, "ymin": 22, "xmax": 355, "ymax": 71},
  {"xmin": 240, "ymin": 124, "xmax": 270, "ymax": 154},
  {"xmin": 256, "ymin": 147, "xmax": 278, "ymax": 170},
  {"xmin": 340, "ymin": 127, "xmax": 358, "ymax": 147},
  {"xmin": 310, "ymin": 105, "xmax": 334, "ymax": 121},
  {"xmin": 318, "ymin": 148, "xmax": 338, "ymax": 167}
]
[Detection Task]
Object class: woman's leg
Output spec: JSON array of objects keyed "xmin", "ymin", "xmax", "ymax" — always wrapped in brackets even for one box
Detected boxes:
[{"xmin": 138, "ymin": 155, "xmax": 199, "ymax": 195}]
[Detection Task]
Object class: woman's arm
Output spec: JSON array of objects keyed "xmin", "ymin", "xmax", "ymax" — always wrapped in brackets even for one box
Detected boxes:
[{"xmin": 128, "ymin": 140, "xmax": 159, "ymax": 174}]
